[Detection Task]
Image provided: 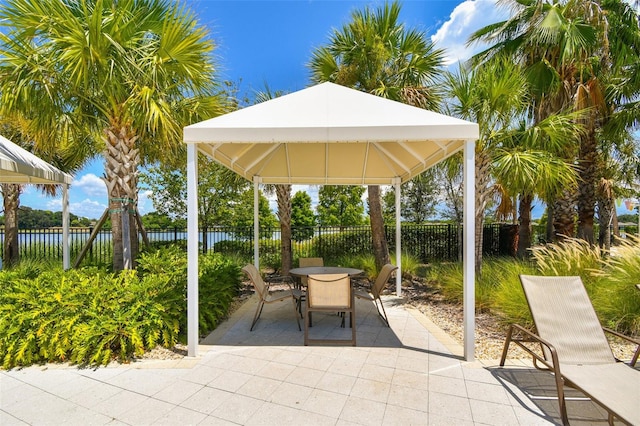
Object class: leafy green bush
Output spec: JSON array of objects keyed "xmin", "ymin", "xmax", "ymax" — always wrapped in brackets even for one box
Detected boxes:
[
  {"xmin": 0, "ymin": 247, "xmax": 241, "ymax": 368},
  {"xmin": 313, "ymin": 229, "xmax": 373, "ymax": 260},
  {"xmin": 212, "ymin": 239, "xmax": 280, "ymax": 269}
]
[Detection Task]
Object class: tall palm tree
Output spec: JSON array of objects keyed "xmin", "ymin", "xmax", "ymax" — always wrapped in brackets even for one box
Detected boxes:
[
  {"xmin": 446, "ymin": 58, "xmax": 532, "ymax": 270},
  {"xmin": 469, "ymin": 0, "xmax": 639, "ymax": 243},
  {"xmin": 308, "ymin": 0, "xmax": 445, "ymax": 270},
  {"xmin": 0, "ymin": 0, "xmax": 223, "ymax": 270}
]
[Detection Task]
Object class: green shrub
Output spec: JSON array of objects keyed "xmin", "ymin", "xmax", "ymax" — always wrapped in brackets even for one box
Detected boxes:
[
  {"xmin": 212, "ymin": 239, "xmax": 280, "ymax": 270},
  {"xmin": 0, "ymin": 247, "xmax": 241, "ymax": 368},
  {"xmin": 312, "ymin": 229, "xmax": 373, "ymax": 260}
]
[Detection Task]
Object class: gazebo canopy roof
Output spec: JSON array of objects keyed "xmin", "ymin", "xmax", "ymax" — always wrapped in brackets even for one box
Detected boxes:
[
  {"xmin": 0, "ymin": 134, "xmax": 72, "ymax": 185},
  {"xmin": 184, "ymin": 82, "xmax": 478, "ymax": 185}
]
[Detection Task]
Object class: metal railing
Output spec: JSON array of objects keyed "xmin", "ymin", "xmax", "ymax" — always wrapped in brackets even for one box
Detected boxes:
[{"xmin": 0, "ymin": 223, "xmax": 516, "ymax": 267}]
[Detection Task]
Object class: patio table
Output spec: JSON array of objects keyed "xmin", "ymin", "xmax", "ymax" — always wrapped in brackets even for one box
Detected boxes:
[
  {"xmin": 289, "ymin": 266, "xmax": 363, "ymax": 278},
  {"xmin": 289, "ymin": 267, "xmax": 363, "ymax": 328}
]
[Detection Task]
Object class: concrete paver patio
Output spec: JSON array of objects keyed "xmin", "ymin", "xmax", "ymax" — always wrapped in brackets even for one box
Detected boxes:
[{"xmin": 0, "ymin": 293, "xmax": 620, "ymax": 425}]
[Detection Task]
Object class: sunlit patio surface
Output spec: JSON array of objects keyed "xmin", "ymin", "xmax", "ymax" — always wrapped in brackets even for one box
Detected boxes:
[{"xmin": 0, "ymin": 294, "xmax": 620, "ymax": 425}]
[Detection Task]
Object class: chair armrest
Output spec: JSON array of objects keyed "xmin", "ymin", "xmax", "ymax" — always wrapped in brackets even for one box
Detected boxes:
[
  {"xmin": 501, "ymin": 324, "xmax": 563, "ymax": 375},
  {"xmin": 603, "ymin": 327, "xmax": 640, "ymax": 366}
]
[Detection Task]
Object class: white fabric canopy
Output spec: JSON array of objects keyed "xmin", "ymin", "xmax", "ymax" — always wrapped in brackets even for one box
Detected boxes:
[
  {"xmin": 0, "ymin": 134, "xmax": 72, "ymax": 269},
  {"xmin": 0, "ymin": 134, "xmax": 72, "ymax": 185},
  {"xmin": 185, "ymin": 82, "xmax": 478, "ymax": 185},
  {"xmin": 184, "ymin": 82, "xmax": 478, "ymax": 360}
]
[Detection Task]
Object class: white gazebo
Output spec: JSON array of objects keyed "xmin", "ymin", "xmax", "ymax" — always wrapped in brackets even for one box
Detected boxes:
[
  {"xmin": 0, "ymin": 134, "xmax": 73, "ymax": 269},
  {"xmin": 183, "ymin": 82, "xmax": 479, "ymax": 359}
]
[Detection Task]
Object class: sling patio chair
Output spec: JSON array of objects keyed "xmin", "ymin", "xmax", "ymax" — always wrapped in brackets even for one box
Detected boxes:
[
  {"xmin": 242, "ymin": 264, "xmax": 302, "ymax": 332},
  {"xmin": 304, "ymin": 273, "xmax": 356, "ymax": 346},
  {"xmin": 294, "ymin": 257, "xmax": 324, "ymax": 316},
  {"xmin": 354, "ymin": 263, "xmax": 398, "ymax": 327},
  {"xmin": 500, "ymin": 275, "xmax": 640, "ymax": 425}
]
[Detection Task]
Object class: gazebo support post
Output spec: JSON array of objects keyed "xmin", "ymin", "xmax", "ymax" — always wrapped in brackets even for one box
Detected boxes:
[
  {"xmin": 62, "ymin": 184, "xmax": 70, "ymax": 270},
  {"xmin": 463, "ymin": 139, "xmax": 476, "ymax": 361},
  {"xmin": 253, "ymin": 177, "xmax": 260, "ymax": 270},
  {"xmin": 394, "ymin": 178, "xmax": 401, "ymax": 296},
  {"xmin": 187, "ymin": 143, "xmax": 199, "ymax": 357}
]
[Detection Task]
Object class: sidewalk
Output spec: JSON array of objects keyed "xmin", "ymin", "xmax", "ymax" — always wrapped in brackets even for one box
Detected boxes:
[{"xmin": 0, "ymin": 294, "xmax": 614, "ymax": 425}]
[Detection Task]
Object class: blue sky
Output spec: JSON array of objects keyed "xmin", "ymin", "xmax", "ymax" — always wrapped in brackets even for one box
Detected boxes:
[{"xmin": 16, "ymin": 0, "xmax": 639, "ymax": 220}]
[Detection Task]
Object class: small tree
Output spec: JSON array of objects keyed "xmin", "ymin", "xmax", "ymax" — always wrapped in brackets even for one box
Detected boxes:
[
  {"xmin": 291, "ymin": 191, "xmax": 316, "ymax": 241},
  {"xmin": 232, "ymin": 189, "xmax": 278, "ymax": 239},
  {"xmin": 382, "ymin": 170, "xmax": 439, "ymax": 224},
  {"xmin": 317, "ymin": 185, "xmax": 366, "ymax": 229},
  {"xmin": 140, "ymin": 154, "xmax": 248, "ymax": 251}
]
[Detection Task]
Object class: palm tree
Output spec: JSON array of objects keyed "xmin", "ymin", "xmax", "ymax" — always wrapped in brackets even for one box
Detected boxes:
[
  {"xmin": 469, "ymin": 0, "xmax": 640, "ymax": 244},
  {"xmin": 492, "ymin": 115, "xmax": 580, "ymax": 257},
  {"xmin": 445, "ymin": 58, "xmax": 530, "ymax": 270},
  {"xmin": 0, "ymin": 0, "xmax": 223, "ymax": 270},
  {"xmin": 308, "ymin": 0, "xmax": 445, "ymax": 270}
]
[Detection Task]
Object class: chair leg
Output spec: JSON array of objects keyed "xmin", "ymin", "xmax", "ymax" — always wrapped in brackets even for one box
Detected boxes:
[
  {"xmin": 554, "ymin": 371, "xmax": 569, "ymax": 426},
  {"xmin": 500, "ymin": 325, "xmax": 514, "ymax": 366},
  {"xmin": 304, "ymin": 305, "xmax": 310, "ymax": 346},
  {"xmin": 250, "ymin": 299, "xmax": 265, "ymax": 331},
  {"xmin": 351, "ymin": 310, "xmax": 356, "ymax": 346},
  {"xmin": 374, "ymin": 296, "xmax": 389, "ymax": 327},
  {"xmin": 291, "ymin": 297, "xmax": 301, "ymax": 331}
]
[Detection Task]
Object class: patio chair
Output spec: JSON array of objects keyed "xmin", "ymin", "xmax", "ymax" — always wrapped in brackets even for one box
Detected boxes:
[
  {"xmin": 298, "ymin": 257, "xmax": 324, "ymax": 286},
  {"xmin": 294, "ymin": 257, "xmax": 324, "ymax": 316},
  {"xmin": 500, "ymin": 275, "xmax": 640, "ymax": 425},
  {"xmin": 354, "ymin": 263, "xmax": 398, "ymax": 327},
  {"xmin": 242, "ymin": 264, "xmax": 302, "ymax": 332},
  {"xmin": 304, "ymin": 273, "xmax": 356, "ymax": 346}
]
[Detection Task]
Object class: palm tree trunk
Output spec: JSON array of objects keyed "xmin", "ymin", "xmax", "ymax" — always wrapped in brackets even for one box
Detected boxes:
[
  {"xmin": 475, "ymin": 150, "xmax": 492, "ymax": 275},
  {"xmin": 576, "ymin": 127, "xmax": 598, "ymax": 244},
  {"xmin": 1, "ymin": 184, "xmax": 22, "ymax": 268},
  {"xmin": 104, "ymin": 123, "xmax": 140, "ymax": 271},
  {"xmin": 276, "ymin": 184, "xmax": 292, "ymax": 275},
  {"xmin": 545, "ymin": 203, "xmax": 555, "ymax": 243},
  {"xmin": 368, "ymin": 185, "xmax": 390, "ymax": 271},
  {"xmin": 553, "ymin": 188, "xmax": 576, "ymax": 240},
  {"xmin": 597, "ymin": 178, "xmax": 614, "ymax": 251},
  {"xmin": 517, "ymin": 193, "xmax": 533, "ymax": 258}
]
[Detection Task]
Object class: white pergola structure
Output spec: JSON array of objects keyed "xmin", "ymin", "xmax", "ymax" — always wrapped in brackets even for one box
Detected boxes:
[
  {"xmin": 183, "ymin": 82, "xmax": 479, "ymax": 360},
  {"xmin": 0, "ymin": 134, "xmax": 73, "ymax": 269}
]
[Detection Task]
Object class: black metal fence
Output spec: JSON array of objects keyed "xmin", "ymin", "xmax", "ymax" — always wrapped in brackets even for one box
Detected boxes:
[{"xmin": 0, "ymin": 223, "xmax": 517, "ymax": 267}]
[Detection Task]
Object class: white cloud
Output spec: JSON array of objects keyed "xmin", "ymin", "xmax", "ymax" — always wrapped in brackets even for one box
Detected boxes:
[
  {"xmin": 71, "ymin": 173, "xmax": 107, "ymax": 198},
  {"xmin": 70, "ymin": 199, "xmax": 108, "ymax": 220},
  {"xmin": 431, "ymin": 0, "xmax": 509, "ymax": 66},
  {"xmin": 137, "ymin": 190, "xmax": 153, "ymax": 215}
]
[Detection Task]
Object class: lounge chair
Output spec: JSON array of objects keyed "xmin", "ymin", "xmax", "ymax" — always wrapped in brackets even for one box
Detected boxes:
[
  {"xmin": 355, "ymin": 263, "xmax": 398, "ymax": 326},
  {"xmin": 304, "ymin": 273, "xmax": 356, "ymax": 346},
  {"xmin": 242, "ymin": 264, "xmax": 302, "ymax": 332},
  {"xmin": 500, "ymin": 275, "xmax": 640, "ymax": 425}
]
